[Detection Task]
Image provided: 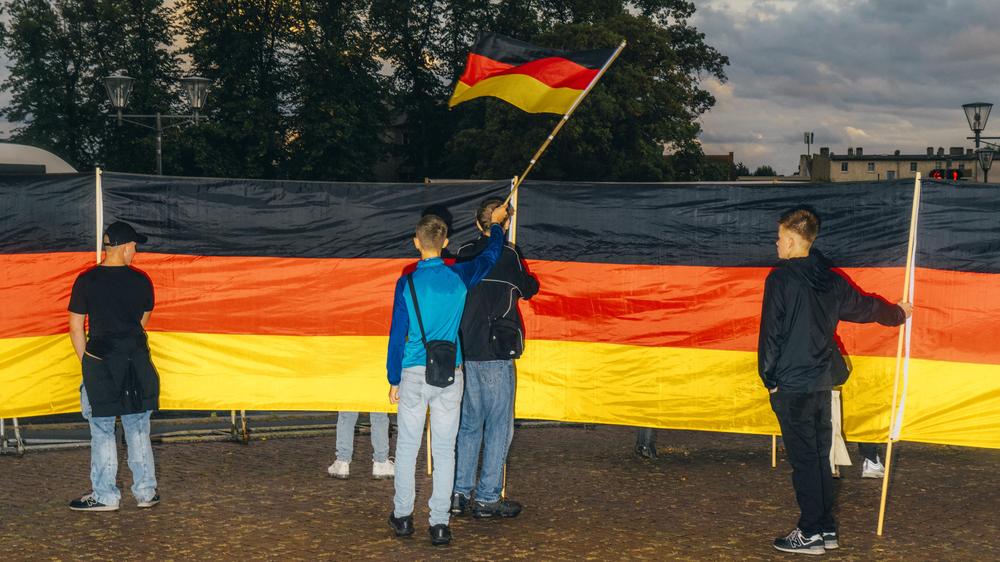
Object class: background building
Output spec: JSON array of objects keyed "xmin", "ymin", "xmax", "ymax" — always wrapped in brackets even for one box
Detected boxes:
[{"xmin": 800, "ymin": 146, "xmax": 981, "ymax": 182}]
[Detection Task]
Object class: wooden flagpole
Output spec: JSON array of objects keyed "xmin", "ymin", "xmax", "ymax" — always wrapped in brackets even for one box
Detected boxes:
[
  {"xmin": 501, "ymin": 40, "xmax": 627, "ymax": 208},
  {"xmin": 876, "ymin": 172, "xmax": 922, "ymax": 535},
  {"xmin": 771, "ymin": 434, "xmax": 777, "ymax": 468}
]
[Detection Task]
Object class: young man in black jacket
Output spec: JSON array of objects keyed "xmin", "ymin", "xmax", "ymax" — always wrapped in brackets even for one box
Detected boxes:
[
  {"xmin": 758, "ymin": 208, "xmax": 911, "ymax": 555},
  {"xmin": 450, "ymin": 198, "xmax": 539, "ymax": 519}
]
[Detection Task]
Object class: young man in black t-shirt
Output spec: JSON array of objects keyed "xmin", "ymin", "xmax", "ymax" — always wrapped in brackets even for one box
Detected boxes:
[{"xmin": 67, "ymin": 221, "xmax": 161, "ymax": 512}]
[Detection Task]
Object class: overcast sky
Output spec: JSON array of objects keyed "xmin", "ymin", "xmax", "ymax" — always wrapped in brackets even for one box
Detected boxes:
[
  {"xmin": 4, "ymin": 1, "xmax": 1000, "ymax": 175},
  {"xmin": 693, "ymin": 0, "xmax": 1000, "ymax": 173}
]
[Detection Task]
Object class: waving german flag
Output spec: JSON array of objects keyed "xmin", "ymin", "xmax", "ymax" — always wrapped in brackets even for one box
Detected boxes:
[{"xmin": 449, "ymin": 33, "xmax": 616, "ymax": 114}]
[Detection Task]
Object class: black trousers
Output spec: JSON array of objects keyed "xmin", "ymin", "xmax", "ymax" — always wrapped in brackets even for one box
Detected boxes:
[{"xmin": 770, "ymin": 390, "xmax": 836, "ymax": 536}]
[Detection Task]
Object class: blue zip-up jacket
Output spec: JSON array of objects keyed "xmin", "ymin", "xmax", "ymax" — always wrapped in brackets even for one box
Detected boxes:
[{"xmin": 386, "ymin": 224, "xmax": 505, "ymax": 385}]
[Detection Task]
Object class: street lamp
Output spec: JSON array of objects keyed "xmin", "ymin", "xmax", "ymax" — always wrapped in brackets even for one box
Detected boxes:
[
  {"xmin": 963, "ymin": 103, "xmax": 992, "ymax": 148},
  {"xmin": 977, "ymin": 148, "xmax": 994, "ymax": 183},
  {"xmin": 180, "ymin": 76, "xmax": 211, "ymax": 122},
  {"xmin": 103, "ymin": 71, "xmax": 212, "ymax": 175}
]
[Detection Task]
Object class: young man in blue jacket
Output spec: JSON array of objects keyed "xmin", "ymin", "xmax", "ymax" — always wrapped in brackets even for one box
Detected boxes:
[
  {"xmin": 758, "ymin": 208, "xmax": 911, "ymax": 555},
  {"xmin": 386, "ymin": 205, "xmax": 508, "ymax": 546}
]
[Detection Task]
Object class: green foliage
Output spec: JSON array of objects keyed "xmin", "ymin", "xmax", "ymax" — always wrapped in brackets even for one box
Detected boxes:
[
  {"xmin": 1, "ymin": 0, "xmax": 728, "ymax": 181},
  {"xmin": 0, "ymin": 0, "xmax": 179, "ymax": 172},
  {"xmin": 753, "ymin": 164, "xmax": 777, "ymax": 176},
  {"xmin": 734, "ymin": 161, "xmax": 750, "ymax": 176}
]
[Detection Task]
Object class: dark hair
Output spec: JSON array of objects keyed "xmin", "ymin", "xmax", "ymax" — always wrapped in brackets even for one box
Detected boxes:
[
  {"xmin": 415, "ymin": 214, "xmax": 448, "ymax": 251},
  {"xmin": 475, "ymin": 197, "xmax": 505, "ymax": 229},
  {"xmin": 778, "ymin": 207, "xmax": 820, "ymax": 242}
]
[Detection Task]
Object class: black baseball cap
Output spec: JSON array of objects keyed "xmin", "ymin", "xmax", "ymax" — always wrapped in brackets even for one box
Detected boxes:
[{"xmin": 104, "ymin": 221, "xmax": 148, "ymax": 245}]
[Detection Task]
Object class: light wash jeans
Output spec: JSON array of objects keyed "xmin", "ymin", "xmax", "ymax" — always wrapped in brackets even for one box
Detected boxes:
[
  {"xmin": 80, "ymin": 386, "xmax": 157, "ymax": 506},
  {"xmin": 336, "ymin": 411, "xmax": 390, "ymax": 463},
  {"xmin": 393, "ymin": 366, "xmax": 463, "ymax": 526},
  {"xmin": 454, "ymin": 360, "xmax": 515, "ymax": 503}
]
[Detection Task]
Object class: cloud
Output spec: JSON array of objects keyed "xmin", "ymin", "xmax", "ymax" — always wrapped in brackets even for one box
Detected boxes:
[{"xmin": 693, "ymin": 0, "xmax": 1000, "ymax": 173}]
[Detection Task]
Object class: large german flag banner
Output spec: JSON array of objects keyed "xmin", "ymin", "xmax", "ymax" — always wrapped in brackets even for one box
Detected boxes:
[
  {"xmin": 449, "ymin": 33, "xmax": 616, "ymax": 114},
  {"xmin": 1, "ymin": 174, "xmax": 997, "ymax": 450}
]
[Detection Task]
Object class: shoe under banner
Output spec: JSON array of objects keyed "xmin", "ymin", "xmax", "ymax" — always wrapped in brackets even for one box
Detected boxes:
[{"xmin": 0, "ymin": 172, "xmax": 997, "ymax": 450}]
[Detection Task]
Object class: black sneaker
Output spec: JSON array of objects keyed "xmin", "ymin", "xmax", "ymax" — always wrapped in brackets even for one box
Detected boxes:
[
  {"xmin": 472, "ymin": 498, "xmax": 523, "ymax": 519},
  {"xmin": 429, "ymin": 523, "xmax": 452, "ymax": 546},
  {"xmin": 137, "ymin": 493, "xmax": 160, "ymax": 509},
  {"xmin": 69, "ymin": 494, "xmax": 119, "ymax": 512},
  {"xmin": 822, "ymin": 531, "xmax": 839, "ymax": 550},
  {"xmin": 773, "ymin": 528, "xmax": 825, "ymax": 555},
  {"xmin": 388, "ymin": 513, "xmax": 414, "ymax": 537},
  {"xmin": 450, "ymin": 492, "xmax": 470, "ymax": 516}
]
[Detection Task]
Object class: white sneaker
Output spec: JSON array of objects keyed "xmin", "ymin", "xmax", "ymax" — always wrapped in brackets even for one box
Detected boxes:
[
  {"xmin": 862, "ymin": 458, "xmax": 885, "ymax": 479},
  {"xmin": 327, "ymin": 459, "xmax": 350, "ymax": 479},
  {"xmin": 372, "ymin": 459, "xmax": 395, "ymax": 480}
]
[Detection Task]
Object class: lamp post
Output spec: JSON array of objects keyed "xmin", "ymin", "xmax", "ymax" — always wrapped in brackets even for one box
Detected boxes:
[
  {"xmin": 978, "ymin": 148, "xmax": 995, "ymax": 183},
  {"xmin": 962, "ymin": 103, "xmax": 1000, "ymax": 182},
  {"xmin": 104, "ymin": 71, "xmax": 212, "ymax": 175}
]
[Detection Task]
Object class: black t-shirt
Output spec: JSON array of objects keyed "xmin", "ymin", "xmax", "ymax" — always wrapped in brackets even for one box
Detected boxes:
[{"xmin": 68, "ymin": 266, "xmax": 154, "ymax": 339}]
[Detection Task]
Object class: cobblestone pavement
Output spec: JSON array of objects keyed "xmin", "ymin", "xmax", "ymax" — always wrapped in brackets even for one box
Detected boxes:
[{"xmin": 1, "ymin": 424, "xmax": 997, "ymax": 561}]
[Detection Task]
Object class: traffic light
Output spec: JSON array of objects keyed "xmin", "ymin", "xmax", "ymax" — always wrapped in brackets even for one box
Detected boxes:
[{"xmin": 929, "ymin": 169, "xmax": 962, "ymax": 181}]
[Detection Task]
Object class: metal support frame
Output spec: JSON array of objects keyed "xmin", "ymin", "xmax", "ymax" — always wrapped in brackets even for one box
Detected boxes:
[
  {"xmin": 229, "ymin": 409, "xmax": 250, "ymax": 444},
  {"xmin": 0, "ymin": 418, "xmax": 26, "ymax": 457}
]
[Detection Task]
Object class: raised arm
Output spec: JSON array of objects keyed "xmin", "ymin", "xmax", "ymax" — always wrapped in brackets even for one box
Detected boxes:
[{"xmin": 451, "ymin": 205, "xmax": 509, "ymax": 288}]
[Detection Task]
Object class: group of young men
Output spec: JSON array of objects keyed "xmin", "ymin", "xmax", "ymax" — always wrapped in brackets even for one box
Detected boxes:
[{"xmin": 66, "ymin": 202, "xmax": 909, "ymax": 554}]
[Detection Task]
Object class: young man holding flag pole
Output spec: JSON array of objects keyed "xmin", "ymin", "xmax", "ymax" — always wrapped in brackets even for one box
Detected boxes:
[{"xmin": 445, "ymin": 31, "xmax": 625, "ymax": 509}]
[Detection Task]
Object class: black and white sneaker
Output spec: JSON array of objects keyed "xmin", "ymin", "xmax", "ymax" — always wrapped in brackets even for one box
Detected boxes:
[
  {"xmin": 137, "ymin": 493, "xmax": 161, "ymax": 509},
  {"xmin": 773, "ymin": 528, "xmax": 825, "ymax": 555},
  {"xmin": 69, "ymin": 494, "xmax": 119, "ymax": 512},
  {"xmin": 822, "ymin": 530, "xmax": 839, "ymax": 550}
]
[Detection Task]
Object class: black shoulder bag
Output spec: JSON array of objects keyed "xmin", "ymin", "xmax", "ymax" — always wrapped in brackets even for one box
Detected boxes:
[{"xmin": 407, "ymin": 274, "xmax": 457, "ymax": 388}]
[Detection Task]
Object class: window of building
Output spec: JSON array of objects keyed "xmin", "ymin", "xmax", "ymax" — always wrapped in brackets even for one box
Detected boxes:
[
  {"xmin": 841, "ymin": 162, "xmax": 848, "ymax": 172},
  {"xmin": 959, "ymin": 162, "xmax": 966, "ymax": 170},
  {"xmin": 910, "ymin": 162, "xmax": 917, "ymax": 172},
  {"xmin": 867, "ymin": 162, "xmax": 875, "ymax": 172}
]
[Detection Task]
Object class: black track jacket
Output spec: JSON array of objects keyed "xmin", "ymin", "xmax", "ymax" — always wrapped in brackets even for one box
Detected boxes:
[
  {"xmin": 457, "ymin": 234, "xmax": 539, "ymax": 361},
  {"xmin": 758, "ymin": 249, "xmax": 906, "ymax": 393}
]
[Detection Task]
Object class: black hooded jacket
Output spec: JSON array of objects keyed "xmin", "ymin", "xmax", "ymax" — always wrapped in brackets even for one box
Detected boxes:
[
  {"xmin": 757, "ymin": 249, "xmax": 906, "ymax": 392},
  {"xmin": 456, "ymin": 234, "xmax": 539, "ymax": 361}
]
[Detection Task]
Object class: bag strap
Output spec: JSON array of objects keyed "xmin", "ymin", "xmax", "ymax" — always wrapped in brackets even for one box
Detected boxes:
[{"xmin": 406, "ymin": 273, "xmax": 428, "ymax": 347}]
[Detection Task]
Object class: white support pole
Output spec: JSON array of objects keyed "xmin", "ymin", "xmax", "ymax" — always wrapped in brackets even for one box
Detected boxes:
[
  {"xmin": 877, "ymin": 173, "xmax": 922, "ymax": 536},
  {"xmin": 95, "ymin": 168, "xmax": 104, "ymax": 264}
]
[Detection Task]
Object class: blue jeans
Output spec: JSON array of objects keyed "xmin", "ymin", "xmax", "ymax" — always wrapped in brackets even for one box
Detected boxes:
[
  {"xmin": 454, "ymin": 360, "xmax": 515, "ymax": 503},
  {"xmin": 80, "ymin": 386, "xmax": 157, "ymax": 506},
  {"xmin": 393, "ymin": 366, "xmax": 463, "ymax": 526},
  {"xmin": 336, "ymin": 411, "xmax": 390, "ymax": 463}
]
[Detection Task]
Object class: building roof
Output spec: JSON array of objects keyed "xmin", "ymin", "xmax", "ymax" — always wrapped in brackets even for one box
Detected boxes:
[
  {"xmin": 828, "ymin": 153, "xmax": 977, "ymax": 161},
  {"xmin": 0, "ymin": 143, "xmax": 76, "ymax": 173}
]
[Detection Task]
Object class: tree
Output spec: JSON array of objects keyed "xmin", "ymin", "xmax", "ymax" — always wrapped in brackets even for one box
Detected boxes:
[
  {"xmin": 177, "ymin": 0, "xmax": 295, "ymax": 179},
  {"xmin": 752, "ymin": 164, "xmax": 777, "ymax": 177},
  {"xmin": 0, "ymin": 0, "xmax": 178, "ymax": 172},
  {"xmin": 283, "ymin": 0, "xmax": 389, "ymax": 181},
  {"xmin": 734, "ymin": 161, "xmax": 750, "ymax": 176}
]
